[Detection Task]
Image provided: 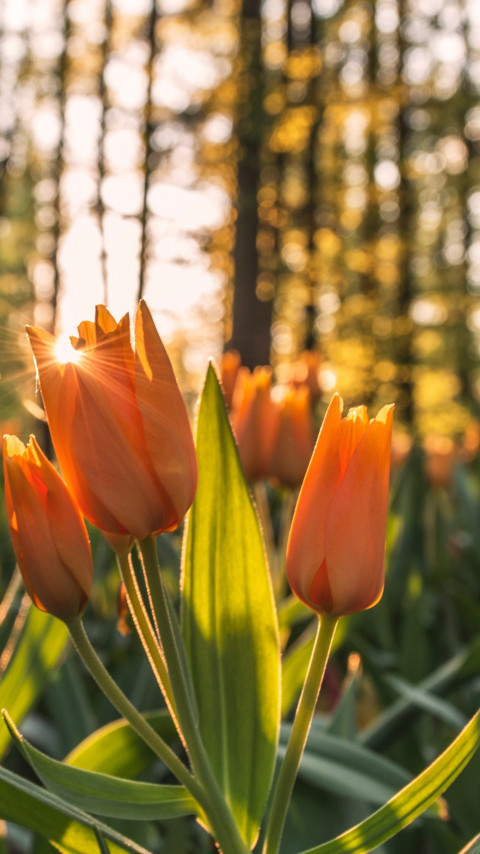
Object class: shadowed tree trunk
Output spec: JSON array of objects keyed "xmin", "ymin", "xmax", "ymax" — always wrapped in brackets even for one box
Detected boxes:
[{"xmin": 228, "ymin": 0, "xmax": 272, "ymax": 369}]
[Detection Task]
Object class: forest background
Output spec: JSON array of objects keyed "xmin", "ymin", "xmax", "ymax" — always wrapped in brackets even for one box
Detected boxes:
[
  {"xmin": 2, "ymin": 1, "xmax": 480, "ymax": 852},
  {"xmin": 1, "ymin": 0, "xmax": 480, "ymax": 436}
]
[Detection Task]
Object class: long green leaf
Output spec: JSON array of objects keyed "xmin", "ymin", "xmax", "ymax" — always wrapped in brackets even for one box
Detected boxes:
[
  {"xmin": 182, "ymin": 364, "xmax": 280, "ymax": 847},
  {"xmin": 279, "ymin": 722, "xmax": 412, "ymax": 805},
  {"xmin": 3, "ymin": 711, "xmax": 197, "ymax": 821},
  {"xmin": 297, "ymin": 709, "xmax": 480, "ymax": 853},
  {"xmin": 65, "ymin": 710, "xmax": 177, "ymax": 777},
  {"xmin": 0, "ymin": 765, "xmax": 150, "ymax": 854},
  {"xmin": 458, "ymin": 833, "xmax": 480, "ymax": 854},
  {"xmin": 0, "ymin": 605, "xmax": 68, "ymax": 758}
]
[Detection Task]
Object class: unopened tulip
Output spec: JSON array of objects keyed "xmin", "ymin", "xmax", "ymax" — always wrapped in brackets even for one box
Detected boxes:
[
  {"xmin": 3, "ymin": 435, "xmax": 92, "ymax": 621},
  {"xmin": 219, "ymin": 349, "xmax": 242, "ymax": 409},
  {"xmin": 230, "ymin": 366, "xmax": 278, "ymax": 481},
  {"xmin": 286, "ymin": 394, "xmax": 394, "ymax": 617},
  {"xmin": 269, "ymin": 385, "xmax": 315, "ymax": 488},
  {"xmin": 27, "ymin": 301, "xmax": 197, "ymax": 542}
]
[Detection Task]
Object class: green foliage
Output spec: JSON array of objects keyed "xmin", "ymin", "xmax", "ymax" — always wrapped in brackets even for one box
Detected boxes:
[
  {"xmin": 0, "ymin": 606, "xmax": 68, "ymax": 758},
  {"xmin": 0, "ymin": 764, "xmax": 151, "ymax": 854},
  {"xmin": 182, "ymin": 365, "xmax": 280, "ymax": 847},
  {"xmin": 3, "ymin": 711, "xmax": 196, "ymax": 822}
]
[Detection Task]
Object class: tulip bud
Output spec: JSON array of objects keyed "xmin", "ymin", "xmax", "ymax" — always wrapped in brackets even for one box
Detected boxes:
[
  {"xmin": 269, "ymin": 385, "xmax": 315, "ymax": 489},
  {"xmin": 286, "ymin": 394, "xmax": 394, "ymax": 617},
  {"xmin": 26, "ymin": 301, "xmax": 197, "ymax": 543},
  {"xmin": 230, "ymin": 366, "xmax": 278, "ymax": 481},
  {"xmin": 3, "ymin": 435, "xmax": 93, "ymax": 622},
  {"xmin": 219, "ymin": 350, "xmax": 242, "ymax": 409}
]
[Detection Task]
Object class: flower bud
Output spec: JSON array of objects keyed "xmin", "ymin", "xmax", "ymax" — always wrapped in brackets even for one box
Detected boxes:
[
  {"xmin": 230, "ymin": 366, "xmax": 278, "ymax": 481},
  {"xmin": 269, "ymin": 385, "xmax": 315, "ymax": 488},
  {"xmin": 286, "ymin": 394, "xmax": 394, "ymax": 617},
  {"xmin": 3, "ymin": 435, "xmax": 93, "ymax": 621}
]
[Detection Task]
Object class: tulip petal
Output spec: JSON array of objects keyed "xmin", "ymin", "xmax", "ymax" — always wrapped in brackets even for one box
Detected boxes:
[
  {"xmin": 286, "ymin": 394, "xmax": 344, "ymax": 605},
  {"xmin": 324, "ymin": 405, "xmax": 394, "ymax": 615},
  {"xmin": 4, "ymin": 442, "xmax": 90, "ymax": 621},
  {"xmin": 134, "ymin": 301, "xmax": 197, "ymax": 524},
  {"xmin": 27, "ymin": 327, "xmax": 123, "ymax": 533}
]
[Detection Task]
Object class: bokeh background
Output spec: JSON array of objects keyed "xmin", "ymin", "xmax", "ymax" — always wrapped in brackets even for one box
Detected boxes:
[{"xmin": 1, "ymin": 0, "xmax": 480, "ymax": 435}]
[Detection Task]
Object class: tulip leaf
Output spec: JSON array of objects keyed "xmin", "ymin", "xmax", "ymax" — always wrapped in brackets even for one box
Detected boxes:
[
  {"xmin": 459, "ymin": 833, "xmax": 480, "ymax": 853},
  {"xmin": 3, "ymin": 711, "xmax": 197, "ymax": 821},
  {"xmin": 0, "ymin": 603, "xmax": 69, "ymax": 759},
  {"xmin": 182, "ymin": 364, "xmax": 280, "ymax": 847},
  {"xmin": 296, "ymin": 708, "xmax": 480, "ymax": 853},
  {"xmin": 0, "ymin": 765, "xmax": 151, "ymax": 854},
  {"xmin": 279, "ymin": 721, "xmax": 413, "ymax": 805},
  {"xmin": 65, "ymin": 710, "xmax": 177, "ymax": 776}
]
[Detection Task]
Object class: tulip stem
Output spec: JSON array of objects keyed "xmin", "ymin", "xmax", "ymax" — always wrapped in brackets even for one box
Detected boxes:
[
  {"xmin": 116, "ymin": 551, "xmax": 176, "ymax": 717},
  {"xmin": 67, "ymin": 618, "xmax": 193, "ymax": 787},
  {"xmin": 68, "ymin": 618, "xmax": 249, "ymax": 853},
  {"xmin": 138, "ymin": 535, "xmax": 251, "ymax": 854},
  {"xmin": 262, "ymin": 614, "xmax": 338, "ymax": 854}
]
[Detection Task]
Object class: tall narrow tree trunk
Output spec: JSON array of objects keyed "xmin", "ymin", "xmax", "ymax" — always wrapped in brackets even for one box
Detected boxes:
[{"xmin": 228, "ymin": 0, "xmax": 272, "ymax": 368}]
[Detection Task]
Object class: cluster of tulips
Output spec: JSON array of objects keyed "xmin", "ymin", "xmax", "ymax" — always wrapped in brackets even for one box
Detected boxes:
[
  {"xmin": 221, "ymin": 351, "xmax": 318, "ymax": 488},
  {"xmin": 2, "ymin": 299, "xmax": 397, "ymax": 854},
  {"xmin": 3, "ymin": 300, "xmax": 394, "ymax": 624}
]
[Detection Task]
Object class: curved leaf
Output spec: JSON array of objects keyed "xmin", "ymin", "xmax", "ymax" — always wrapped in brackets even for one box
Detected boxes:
[
  {"xmin": 0, "ymin": 765, "xmax": 150, "ymax": 854},
  {"xmin": 182, "ymin": 364, "xmax": 280, "ymax": 847},
  {"xmin": 65, "ymin": 710, "xmax": 177, "ymax": 776},
  {"xmin": 0, "ymin": 605, "xmax": 68, "ymax": 758},
  {"xmin": 298, "ymin": 709, "xmax": 480, "ymax": 853},
  {"xmin": 3, "ymin": 711, "xmax": 197, "ymax": 821},
  {"xmin": 279, "ymin": 722, "xmax": 412, "ymax": 805}
]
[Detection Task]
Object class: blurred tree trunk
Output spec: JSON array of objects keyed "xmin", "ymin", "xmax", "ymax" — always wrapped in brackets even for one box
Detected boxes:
[{"xmin": 228, "ymin": 0, "xmax": 272, "ymax": 369}]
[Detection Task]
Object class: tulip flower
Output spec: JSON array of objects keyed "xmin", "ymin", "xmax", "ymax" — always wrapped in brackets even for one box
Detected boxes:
[
  {"xmin": 3, "ymin": 434, "xmax": 93, "ymax": 621},
  {"xmin": 286, "ymin": 393, "xmax": 394, "ymax": 617},
  {"xmin": 219, "ymin": 349, "xmax": 241, "ymax": 409},
  {"xmin": 269, "ymin": 385, "xmax": 315, "ymax": 488},
  {"xmin": 230, "ymin": 365, "xmax": 278, "ymax": 481},
  {"xmin": 26, "ymin": 301, "xmax": 197, "ymax": 542}
]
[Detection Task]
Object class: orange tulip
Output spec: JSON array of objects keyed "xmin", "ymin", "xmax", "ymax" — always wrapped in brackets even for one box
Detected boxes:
[
  {"xmin": 3, "ymin": 435, "xmax": 93, "ymax": 621},
  {"xmin": 230, "ymin": 365, "xmax": 278, "ymax": 481},
  {"xmin": 269, "ymin": 385, "xmax": 315, "ymax": 488},
  {"xmin": 286, "ymin": 394, "xmax": 394, "ymax": 617},
  {"xmin": 26, "ymin": 301, "xmax": 197, "ymax": 541},
  {"xmin": 219, "ymin": 349, "xmax": 242, "ymax": 409}
]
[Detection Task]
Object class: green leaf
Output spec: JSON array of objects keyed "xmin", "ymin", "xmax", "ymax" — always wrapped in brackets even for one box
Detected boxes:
[
  {"xmin": 0, "ymin": 765, "xmax": 151, "ymax": 854},
  {"xmin": 65, "ymin": 710, "xmax": 177, "ymax": 777},
  {"xmin": 3, "ymin": 711, "xmax": 197, "ymax": 822},
  {"xmin": 458, "ymin": 833, "xmax": 480, "ymax": 854},
  {"xmin": 384, "ymin": 673, "xmax": 467, "ymax": 730},
  {"xmin": 279, "ymin": 721, "xmax": 412, "ymax": 806},
  {"xmin": 360, "ymin": 639, "xmax": 480, "ymax": 750},
  {"xmin": 182, "ymin": 364, "xmax": 280, "ymax": 847},
  {"xmin": 0, "ymin": 605, "xmax": 69, "ymax": 758},
  {"xmin": 297, "ymin": 708, "xmax": 480, "ymax": 853}
]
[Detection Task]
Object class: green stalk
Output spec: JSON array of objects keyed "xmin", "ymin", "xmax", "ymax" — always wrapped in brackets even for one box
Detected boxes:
[
  {"xmin": 116, "ymin": 550, "xmax": 175, "ymax": 715},
  {"xmin": 68, "ymin": 617, "xmax": 249, "ymax": 854},
  {"xmin": 263, "ymin": 614, "xmax": 338, "ymax": 854},
  {"xmin": 137, "ymin": 535, "xmax": 250, "ymax": 854},
  {"xmin": 68, "ymin": 618, "xmax": 193, "ymax": 789}
]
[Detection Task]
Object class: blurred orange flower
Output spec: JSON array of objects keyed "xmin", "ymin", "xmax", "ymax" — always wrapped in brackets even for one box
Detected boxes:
[
  {"xmin": 3, "ymin": 434, "xmax": 92, "ymax": 621},
  {"xmin": 219, "ymin": 349, "xmax": 242, "ymax": 409},
  {"xmin": 230, "ymin": 366, "xmax": 278, "ymax": 482},
  {"xmin": 423, "ymin": 434, "xmax": 455, "ymax": 488},
  {"xmin": 27, "ymin": 301, "xmax": 197, "ymax": 542},
  {"xmin": 286, "ymin": 394, "xmax": 394, "ymax": 617},
  {"xmin": 269, "ymin": 386, "xmax": 315, "ymax": 488}
]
